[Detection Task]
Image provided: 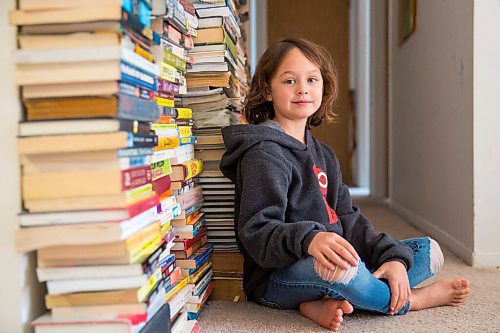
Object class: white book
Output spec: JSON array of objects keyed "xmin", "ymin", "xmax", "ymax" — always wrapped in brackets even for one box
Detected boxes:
[
  {"xmin": 47, "ymin": 275, "xmax": 148, "ymax": 294},
  {"xmin": 19, "ymin": 209, "xmax": 130, "ymax": 227},
  {"xmin": 168, "ymin": 284, "xmax": 194, "ymax": 320},
  {"xmin": 119, "ymin": 206, "xmax": 158, "ymax": 239},
  {"xmin": 171, "ymin": 311, "xmax": 189, "ymax": 333},
  {"xmin": 13, "ymin": 46, "xmax": 159, "ymax": 76},
  {"xmin": 197, "ymin": 16, "xmax": 223, "ymax": 29},
  {"xmin": 170, "ymin": 152, "xmax": 195, "ymax": 165},
  {"xmin": 37, "ymin": 264, "xmax": 144, "ymax": 282},
  {"xmin": 189, "ymin": 43, "xmax": 226, "ymax": 53},
  {"xmin": 174, "ymin": 144, "xmax": 195, "ymax": 157},
  {"xmin": 187, "ymin": 62, "xmax": 228, "ymax": 73},
  {"xmin": 152, "ymin": 149, "xmax": 176, "ymax": 163},
  {"xmin": 192, "ymin": 55, "xmax": 225, "ymax": 63}
]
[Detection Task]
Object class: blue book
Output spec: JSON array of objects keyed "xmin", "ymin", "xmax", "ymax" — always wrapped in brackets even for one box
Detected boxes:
[
  {"xmin": 120, "ymin": 61, "xmax": 158, "ymax": 92},
  {"xmin": 118, "ymin": 93, "xmax": 159, "ymax": 122}
]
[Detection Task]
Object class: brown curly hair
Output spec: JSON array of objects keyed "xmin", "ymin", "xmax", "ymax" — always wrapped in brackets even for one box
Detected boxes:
[{"xmin": 244, "ymin": 38, "xmax": 339, "ymax": 128}]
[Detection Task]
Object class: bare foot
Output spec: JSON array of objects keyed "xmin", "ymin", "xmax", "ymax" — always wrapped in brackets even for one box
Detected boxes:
[
  {"xmin": 300, "ymin": 298, "xmax": 354, "ymax": 331},
  {"xmin": 410, "ymin": 278, "xmax": 470, "ymax": 311}
]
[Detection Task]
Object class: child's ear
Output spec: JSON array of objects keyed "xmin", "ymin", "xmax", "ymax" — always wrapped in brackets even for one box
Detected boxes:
[{"xmin": 263, "ymin": 84, "xmax": 272, "ymax": 101}]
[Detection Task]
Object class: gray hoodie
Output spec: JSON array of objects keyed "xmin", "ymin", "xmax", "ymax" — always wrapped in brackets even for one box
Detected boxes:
[{"xmin": 220, "ymin": 122, "xmax": 413, "ymax": 302}]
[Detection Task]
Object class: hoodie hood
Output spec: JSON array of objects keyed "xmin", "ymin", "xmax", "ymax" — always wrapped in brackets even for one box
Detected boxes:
[{"xmin": 220, "ymin": 122, "xmax": 310, "ymax": 182}]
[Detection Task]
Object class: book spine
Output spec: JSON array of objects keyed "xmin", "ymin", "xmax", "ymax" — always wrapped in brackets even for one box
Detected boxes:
[
  {"xmin": 224, "ymin": 31, "xmax": 238, "ymax": 61},
  {"xmin": 158, "ymin": 202, "xmax": 181, "ymax": 221},
  {"xmin": 155, "ymin": 136, "xmax": 180, "ymax": 151},
  {"xmin": 176, "ymin": 187, "xmax": 203, "ymax": 210},
  {"xmin": 158, "ymin": 106, "xmax": 177, "ymax": 118},
  {"xmin": 183, "ymin": 200, "xmax": 204, "ymax": 218},
  {"xmin": 160, "ymin": 62, "xmax": 182, "ymax": 84},
  {"xmin": 158, "ymin": 78, "xmax": 180, "ymax": 94},
  {"xmin": 159, "ymin": 253, "xmax": 176, "ymax": 272},
  {"xmin": 122, "ymin": 165, "xmax": 153, "ymax": 191},
  {"xmin": 121, "ymin": 61, "xmax": 158, "ymax": 91},
  {"xmin": 175, "ymin": 108, "xmax": 193, "ymax": 119},
  {"xmin": 127, "ymin": 194, "xmax": 159, "ymax": 218},
  {"xmin": 180, "ymin": 159, "xmax": 203, "ymax": 180},
  {"xmin": 119, "ymin": 82, "xmax": 154, "ymax": 101},
  {"xmin": 179, "ymin": 136, "xmax": 196, "ymax": 146},
  {"xmin": 122, "ymin": 47, "xmax": 159, "ymax": 76},
  {"xmin": 126, "ymin": 132, "xmax": 158, "ymax": 147},
  {"xmin": 178, "ymin": 126, "xmax": 192, "ymax": 138},
  {"xmin": 164, "ymin": 49, "xmax": 186, "ymax": 71},
  {"xmin": 162, "ymin": 266, "xmax": 181, "ymax": 288},
  {"xmin": 152, "ymin": 175, "xmax": 172, "ymax": 196},
  {"xmin": 154, "ymin": 96, "xmax": 175, "ymax": 107},
  {"xmin": 117, "ymin": 147, "xmax": 155, "ymax": 157},
  {"xmin": 165, "ymin": 276, "xmax": 189, "ymax": 301},
  {"xmin": 121, "ymin": 9, "xmax": 161, "ymax": 44},
  {"xmin": 151, "ymin": 159, "xmax": 172, "ymax": 181},
  {"xmin": 118, "ymin": 93, "xmax": 159, "ymax": 122}
]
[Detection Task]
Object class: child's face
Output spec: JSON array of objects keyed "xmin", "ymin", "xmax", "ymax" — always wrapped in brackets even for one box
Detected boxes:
[{"xmin": 266, "ymin": 47, "xmax": 323, "ymax": 125}]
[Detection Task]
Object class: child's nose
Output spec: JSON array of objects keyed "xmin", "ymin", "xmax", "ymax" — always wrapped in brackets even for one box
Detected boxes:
[{"xmin": 296, "ymin": 84, "xmax": 309, "ymax": 95}]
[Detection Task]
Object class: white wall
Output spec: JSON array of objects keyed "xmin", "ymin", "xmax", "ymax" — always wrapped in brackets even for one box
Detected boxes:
[
  {"xmin": 0, "ymin": 0, "xmax": 46, "ymax": 331},
  {"xmin": 388, "ymin": 0, "xmax": 475, "ymax": 263},
  {"xmin": 473, "ymin": 0, "xmax": 500, "ymax": 267}
]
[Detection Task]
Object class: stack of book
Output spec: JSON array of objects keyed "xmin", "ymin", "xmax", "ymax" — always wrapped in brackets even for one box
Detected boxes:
[
  {"xmin": 150, "ymin": 0, "xmax": 214, "ymax": 326},
  {"xmin": 178, "ymin": 0, "xmax": 249, "ymax": 301},
  {"xmin": 10, "ymin": 0, "xmax": 201, "ymax": 332}
]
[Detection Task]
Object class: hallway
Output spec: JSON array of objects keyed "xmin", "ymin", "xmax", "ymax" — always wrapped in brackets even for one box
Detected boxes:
[{"xmin": 199, "ymin": 200, "xmax": 500, "ymax": 332}]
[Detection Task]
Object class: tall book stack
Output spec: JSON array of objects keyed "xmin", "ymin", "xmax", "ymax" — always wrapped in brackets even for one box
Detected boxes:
[
  {"xmin": 10, "ymin": 0, "xmax": 195, "ymax": 332},
  {"xmin": 151, "ymin": 0, "xmax": 214, "ymax": 326},
  {"xmin": 181, "ymin": 0, "xmax": 249, "ymax": 301}
]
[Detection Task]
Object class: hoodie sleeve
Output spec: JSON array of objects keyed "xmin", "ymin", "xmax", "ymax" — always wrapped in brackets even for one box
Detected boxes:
[
  {"xmin": 330, "ymin": 153, "xmax": 414, "ymax": 271},
  {"xmin": 237, "ymin": 147, "xmax": 327, "ymax": 268}
]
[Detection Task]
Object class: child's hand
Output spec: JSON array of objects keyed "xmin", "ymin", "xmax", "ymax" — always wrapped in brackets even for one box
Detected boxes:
[
  {"xmin": 372, "ymin": 261, "xmax": 411, "ymax": 315},
  {"xmin": 308, "ymin": 232, "xmax": 359, "ymax": 270}
]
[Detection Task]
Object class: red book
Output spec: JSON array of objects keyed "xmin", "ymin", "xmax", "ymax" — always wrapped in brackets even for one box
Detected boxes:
[
  {"xmin": 122, "ymin": 165, "xmax": 152, "ymax": 190},
  {"xmin": 152, "ymin": 175, "xmax": 172, "ymax": 195}
]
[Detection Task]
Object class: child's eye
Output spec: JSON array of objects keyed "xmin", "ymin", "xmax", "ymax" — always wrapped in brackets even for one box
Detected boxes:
[
  {"xmin": 308, "ymin": 77, "xmax": 319, "ymax": 83},
  {"xmin": 284, "ymin": 79, "xmax": 296, "ymax": 84}
]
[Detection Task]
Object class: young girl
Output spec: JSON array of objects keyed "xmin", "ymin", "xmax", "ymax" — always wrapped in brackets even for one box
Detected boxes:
[{"xmin": 219, "ymin": 38, "xmax": 470, "ymax": 331}]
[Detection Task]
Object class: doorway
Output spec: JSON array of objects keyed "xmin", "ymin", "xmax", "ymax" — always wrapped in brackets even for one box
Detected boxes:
[{"xmin": 249, "ymin": 0, "xmax": 377, "ymax": 194}]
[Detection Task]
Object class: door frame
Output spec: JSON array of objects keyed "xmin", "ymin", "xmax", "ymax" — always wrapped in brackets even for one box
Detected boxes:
[{"xmin": 250, "ymin": 0, "xmax": 387, "ymax": 198}]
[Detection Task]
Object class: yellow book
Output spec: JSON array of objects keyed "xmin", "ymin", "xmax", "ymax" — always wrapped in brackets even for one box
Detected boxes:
[
  {"xmin": 125, "ymin": 222, "xmax": 160, "ymax": 250},
  {"xmin": 154, "ymin": 96, "xmax": 175, "ymax": 108},
  {"xmin": 160, "ymin": 62, "xmax": 178, "ymax": 83},
  {"xmin": 178, "ymin": 126, "xmax": 192, "ymax": 138},
  {"xmin": 170, "ymin": 159, "xmax": 203, "ymax": 182},
  {"xmin": 135, "ymin": 44, "xmax": 154, "ymax": 62},
  {"xmin": 175, "ymin": 108, "xmax": 192, "ymax": 120},
  {"xmin": 129, "ymin": 234, "xmax": 163, "ymax": 264},
  {"xmin": 154, "ymin": 136, "xmax": 180, "ymax": 151},
  {"xmin": 165, "ymin": 277, "xmax": 189, "ymax": 301},
  {"xmin": 137, "ymin": 267, "xmax": 162, "ymax": 302}
]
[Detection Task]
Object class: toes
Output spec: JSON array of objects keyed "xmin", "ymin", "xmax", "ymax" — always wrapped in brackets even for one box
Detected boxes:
[
  {"xmin": 340, "ymin": 301, "xmax": 354, "ymax": 314},
  {"xmin": 331, "ymin": 322, "xmax": 341, "ymax": 332},
  {"xmin": 454, "ymin": 278, "xmax": 469, "ymax": 289}
]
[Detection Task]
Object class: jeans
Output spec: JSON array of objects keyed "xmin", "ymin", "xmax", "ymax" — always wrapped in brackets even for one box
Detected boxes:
[{"xmin": 259, "ymin": 237, "xmax": 438, "ymax": 315}]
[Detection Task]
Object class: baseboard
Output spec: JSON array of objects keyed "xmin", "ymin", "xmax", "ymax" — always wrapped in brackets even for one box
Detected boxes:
[
  {"xmin": 388, "ymin": 200, "xmax": 474, "ymax": 266},
  {"xmin": 472, "ymin": 252, "xmax": 500, "ymax": 267}
]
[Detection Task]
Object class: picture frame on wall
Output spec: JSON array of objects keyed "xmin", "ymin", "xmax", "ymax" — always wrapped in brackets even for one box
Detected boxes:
[{"xmin": 399, "ymin": 0, "xmax": 416, "ymax": 45}]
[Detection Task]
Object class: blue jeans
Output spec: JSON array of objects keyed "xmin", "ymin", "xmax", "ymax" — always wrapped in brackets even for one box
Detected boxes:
[{"xmin": 259, "ymin": 237, "xmax": 436, "ymax": 315}]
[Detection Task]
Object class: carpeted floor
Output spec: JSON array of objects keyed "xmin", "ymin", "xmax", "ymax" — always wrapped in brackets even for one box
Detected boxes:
[{"xmin": 198, "ymin": 200, "xmax": 500, "ymax": 332}]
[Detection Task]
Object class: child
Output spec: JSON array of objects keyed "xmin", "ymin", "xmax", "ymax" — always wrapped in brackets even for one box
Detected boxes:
[{"xmin": 219, "ymin": 38, "xmax": 470, "ymax": 331}]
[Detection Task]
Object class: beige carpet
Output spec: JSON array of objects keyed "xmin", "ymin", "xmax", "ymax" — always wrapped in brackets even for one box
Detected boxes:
[{"xmin": 198, "ymin": 200, "xmax": 500, "ymax": 332}]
